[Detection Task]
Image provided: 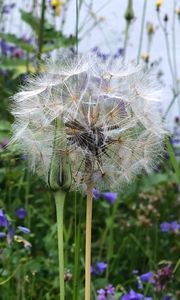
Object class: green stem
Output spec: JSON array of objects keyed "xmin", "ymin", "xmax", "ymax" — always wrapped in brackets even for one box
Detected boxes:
[
  {"xmin": 76, "ymin": 0, "xmax": 79, "ymax": 54},
  {"xmin": 37, "ymin": 0, "xmax": 46, "ymax": 62},
  {"xmin": 54, "ymin": 190, "xmax": 66, "ymax": 300},
  {"xmin": 123, "ymin": 22, "xmax": 130, "ymax": 62},
  {"xmin": 137, "ymin": 0, "xmax": 147, "ymax": 64}
]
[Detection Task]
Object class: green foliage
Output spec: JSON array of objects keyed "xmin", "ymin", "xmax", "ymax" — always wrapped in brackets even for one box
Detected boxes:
[{"xmin": 0, "ymin": 1, "xmax": 179, "ymax": 299}]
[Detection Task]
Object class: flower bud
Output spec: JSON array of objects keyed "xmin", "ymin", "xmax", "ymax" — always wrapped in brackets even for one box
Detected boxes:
[
  {"xmin": 48, "ymin": 118, "xmax": 72, "ymax": 191},
  {"xmin": 124, "ymin": 0, "xmax": 134, "ymax": 23},
  {"xmin": 156, "ymin": 0, "xmax": 164, "ymax": 11}
]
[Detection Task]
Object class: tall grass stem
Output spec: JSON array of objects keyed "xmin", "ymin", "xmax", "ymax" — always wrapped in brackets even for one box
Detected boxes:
[{"xmin": 137, "ymin": 0, "xmax": 147, "ymax": 64}]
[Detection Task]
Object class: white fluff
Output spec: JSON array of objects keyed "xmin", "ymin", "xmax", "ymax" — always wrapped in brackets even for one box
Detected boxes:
[{"xmin": 11, "ymin": 54, "xmax": 165, "ymax": 191}]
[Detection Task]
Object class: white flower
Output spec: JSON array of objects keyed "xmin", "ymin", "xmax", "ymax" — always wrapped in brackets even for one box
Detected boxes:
[{"xmin": 11, "ymin": 55, "xmax": 165, "ymax": 191}]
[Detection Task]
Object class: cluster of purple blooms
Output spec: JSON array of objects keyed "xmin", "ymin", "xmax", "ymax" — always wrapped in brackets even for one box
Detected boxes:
[
  {"xmin": 91, "ymin": 261, "xmax": 107, "ymax": 276},
  {"xmin": 0, "ymin": 40, "xmax": 24, "ymax": 58},
  {"xmin": 96, "ymin": 265, "xmax": 174, "ymax": 300},
  {"xmin": 93, "ymin": 188, "xmax": 118, "ymax": 204},
  {"xmin": 170, "ymin": 117, "xmax": 180, "ymax": 159},
  {"xmin": 1, "ymin": 3, "xmax": 15, "ymax": 14},
  {"xmin": 97, "ymin": 284, "xmax": 115, "ymax": 300},
  {"xmin": 91, "ymin": 46, "xmax": 124, "ymax": 61},
  {"xmin": 160, "ymin": 221, "xmax": 180, "ymax": 233},
  {"xmin": 0, "ymin": 207, "xmax": 31, "ymax": 248},
  {"xmin": 134, "ymin": 265, "xmax": 174, "ymax": 294},
  {"xmin": 121, "ymin": 289, "xmax": 152, "ymax": 300}
]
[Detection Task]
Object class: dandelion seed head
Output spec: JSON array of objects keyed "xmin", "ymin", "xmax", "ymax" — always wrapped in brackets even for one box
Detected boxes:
[{"xmin": 11, "ymin": 54, "xmax": 165, "ymax": 191}]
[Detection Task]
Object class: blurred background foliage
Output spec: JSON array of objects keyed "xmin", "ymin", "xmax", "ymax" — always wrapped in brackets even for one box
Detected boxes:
[{"xmin": 0, "ymin": 0, "xmax": 180, "ymax": 299}]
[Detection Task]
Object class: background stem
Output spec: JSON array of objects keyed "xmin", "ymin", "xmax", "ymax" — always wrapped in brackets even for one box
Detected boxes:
[
  {"xmin": 37, "ymin": 0, "xmax": 46, "ymax": 61},
  {"xmin": 85, "ymin": 181, "xmax": 93, "ymax": 300},
  {"xmin": 137, "ymin": 0, "xmax": 147, "ymax": 64},
  {"xmin": 54, "ymin": 191, "xmax": 66, "ymax": 300}
]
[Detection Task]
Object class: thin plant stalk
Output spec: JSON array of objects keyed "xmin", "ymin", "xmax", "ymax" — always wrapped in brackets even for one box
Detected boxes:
[
  {"xmin": 137, "ymin": 0, "xmax": 147, "ymax": 64},
  {"xmin": 37, "ymin": 0, "xmax": 46, "ymax": 61},
  {"xmin": 73, "ymin": 193, "xmax": 82, "ymax": 300},
  {"xmin": 76, "ymin": 0, "xmax": 79, "ymax": 54},
  {"xmin": 54, "ymin": 191, "xmax": 66, "ymax": 300},
  {"xmin": 85, "ymin": 180, "xmax": 93, "ymax": 300}
]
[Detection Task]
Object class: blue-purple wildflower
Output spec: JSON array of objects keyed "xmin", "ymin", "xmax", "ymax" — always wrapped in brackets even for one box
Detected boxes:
[
  {"xmin": 0, "ymin": 232, "xmax": 6, "ymax": 238},
  {"xmin": 17, "ymin": 226, "xmax": 31, "ymax": 234},
  {"xmin": 97, "ymin": 284, "xmax": 115, "ymax": 300},
  {"xmin": 140, "ymin": 271, "xmax": 155, "ymax": 284},
  {"xmin": 0, "ymin": 209, "xmax": 8, "ymax": 227},
  {"xmin": 15, "ymin": 208, "xmax": 27, "ymax": 219},
  {"xmin": 91, "ymin": 261, "xmax": 107, "ymax": 275},
  {"xmin": 2, "ymin": 3, "xmax": 15, "ymax": 14},
  {"xmin": 121, "ymin": 289, "xmax": 152, "ymax": 300},
  {"xmin": 160, "ymin": 221, "xmax": 180, "ymax": 233},
  {"xmin": 93, "ymin": 189, "xmax": 118, "ymax": 204}
]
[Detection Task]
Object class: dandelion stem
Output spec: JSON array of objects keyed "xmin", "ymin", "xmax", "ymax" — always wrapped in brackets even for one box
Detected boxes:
[
  {"xmin": 54, "ymin": 190, "xmax": 66, "ymax": 300},
  {"xmin": 85, "ymin": 180, "xmax": 93, "ymax": 300}
]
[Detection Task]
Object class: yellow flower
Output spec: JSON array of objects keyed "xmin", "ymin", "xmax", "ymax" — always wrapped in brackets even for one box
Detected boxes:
[
  {"xmin": 141, "ymin": 52, "xmax": 150, "ymax": 63},
  {"xmin": 51, "ymin": 0, "xmax": 64, "ymax": 16},
  {"xmin": 146, "ymin": 22, "xmax": 155, "ymax": 35},
  {"xmin": 156, "ymin": 0, "xmax": 164, "ymax": 9},
  {"xmin": 176, "ymin": 8, "xmax": 180, "ymax": 16}
]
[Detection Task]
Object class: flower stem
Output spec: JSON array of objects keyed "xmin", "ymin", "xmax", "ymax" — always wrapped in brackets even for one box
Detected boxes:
[
  {"xmin": 85, "ymin": 181, "xmax": 93, "ymax": 300},
  {"xmin": 37, "ymin": 0, "xmax": 46, "ymax": 61},
  {"xmin": 54, "ymin": 190, "xmax": 66, "ymax": 300},
  {"xmin": 137, "ymin": 0, "xmax": 147, "ymax": 64}
]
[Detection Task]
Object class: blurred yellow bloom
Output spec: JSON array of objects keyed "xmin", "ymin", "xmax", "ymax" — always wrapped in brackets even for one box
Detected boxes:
[
  {"xmin": 176, "ymin": 8, "xmax": 180, "ymax": 15},
  {"xmin": 156, "ymin": 0, "xmax": 164, "ymax": 9},
  {"xmin": 141, "ymin": 52, "xmax": 150, "ymax": 63},
  {"xmin": 146, "ymin": 22, "xmax": 155, "ymax": 35},
  {"xmin": 51, "ymin": 0, "xmax": 64, "ymax": 16}
]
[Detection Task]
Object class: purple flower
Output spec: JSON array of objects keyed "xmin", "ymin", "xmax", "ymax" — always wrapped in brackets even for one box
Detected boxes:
[
  {"xmin": 0, "ymin": 209, "xmax": 8, "ymax": 227},
  {"xmin": 106, "ymin": 284, "xmax": 115, "ymax": 295},
  {"xmin": 121, "ymin": 289, "xmax": 152, "ymax": 300},
  {"xmin": 93, "ymin": 188, "xmax": 118, "ymax": 204},
  {"xmin": 0, "ymin": 232, "xmax": 6, "ymax": 238},
  {"xmin": 7, "ymin": 223, "xmax": 14, "ymax": 244},
  {"xmin": 160, "ymin": 222, "xmax": 171, "ymax": 232},
  {"xmin": 162, "ymin": 296, "xmax": 172, "ymax": 300},
  {"xmin": 91, "ymin": 261, "xmax": 107, "ymax": 275},
  {"xmin": 97, "ymin": 289, "xmax": 106, "ymax": 300},
  {"xmin": 2, "ymin": 3, "xmax": 15, "ymax": 14},
  {"xmin": 17, "ymin": 226, "xmax": 30, "ymax": 234},
  {"xmin": 140, "ymin": 271, "xmax": 155, "ymax": 283},
  {"xmin": 170, "ymin": 221, "xmax": 180, "ymax": 232},
  {"xmin": 160, "ymin": 221, "xmax": 180, "ymax": 233},
  {"xmin": 15, "ymin": 208, "xmax": 27, "ymax": 219},
  {"xmin": 154, "ymin": 264, "xmax": 173, "ymax": 292},
  {"xmin": 102, "ymin": 192, "xmax": 118, "ymax": 204},
  {"xmin": 93, "ymin": 188, "xmax": 101, "ymax": 200},
  {"xmin": 96, "ymin": 262, "xmax": 107, "ymax": 274},
  {"xmin": 97, "ymin": 284, "xmax": 115, "ymax": 300}
]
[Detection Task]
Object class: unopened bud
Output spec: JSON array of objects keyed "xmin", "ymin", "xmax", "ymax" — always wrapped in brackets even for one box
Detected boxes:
[
  {"xmin": 124, "ymin": 0, "xmax": 134, "ymax": 23},
  {"xmin": 47, "ymin": 118, "xmax": 72, "ymax": 191}
]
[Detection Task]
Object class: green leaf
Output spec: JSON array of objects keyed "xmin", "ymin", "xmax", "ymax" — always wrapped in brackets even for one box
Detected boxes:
[
  {"xmin": 20, "ymin": 10, "xmax": 40, "ymax": 34},
  {"xmin": 0, "ymin": 58, "xmax": 36, "ymax": 76},
  {"xmin": 0, "ymin": 33, "xmax": 34, "ymax": 52},
  {"xmin": 20, "ymin": 10, "xmax": 76, "ymax": 52},
  {"xmin": 166, "ymin": 137, "xmax": 180, "ymax": 184}
]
